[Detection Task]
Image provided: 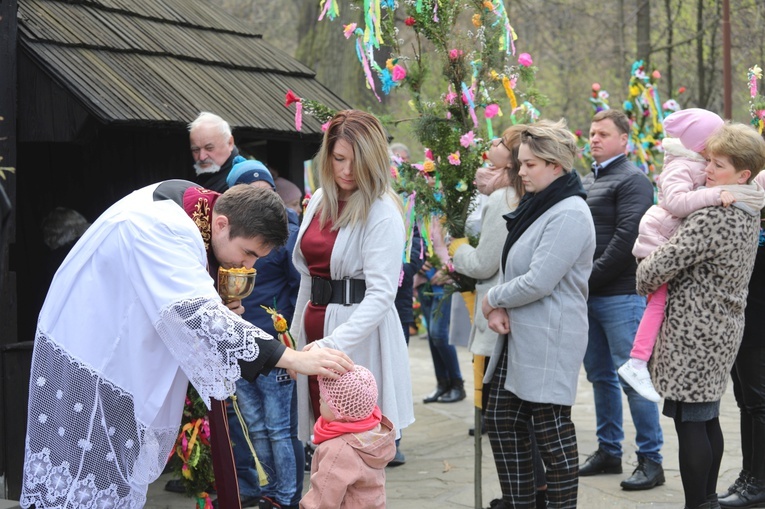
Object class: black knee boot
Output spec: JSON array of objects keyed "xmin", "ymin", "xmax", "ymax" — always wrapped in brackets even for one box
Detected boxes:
[
  {"xmin": 439, "ymin": 378, "xmax": 466, "ymax": 403},
  {"xmin": 423, "ymin": 378, "xmax": 450, "ymax": 403}
]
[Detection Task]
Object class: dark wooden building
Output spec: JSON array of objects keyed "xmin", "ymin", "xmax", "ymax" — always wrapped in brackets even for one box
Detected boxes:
[{"xmin": 0, "ymin": 0, "xmax": 350, "ymax": 498}]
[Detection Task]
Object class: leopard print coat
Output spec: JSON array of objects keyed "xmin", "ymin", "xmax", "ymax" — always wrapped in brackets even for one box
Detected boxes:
[{"xmin": 636, "ymin": 205, "xmax": 760, "ymax": 402}]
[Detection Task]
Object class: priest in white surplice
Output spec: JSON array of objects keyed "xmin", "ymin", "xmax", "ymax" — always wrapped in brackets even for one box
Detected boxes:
[{"xmin": 20, "ymin": 181, "xmax": 352, "ymax": 509}]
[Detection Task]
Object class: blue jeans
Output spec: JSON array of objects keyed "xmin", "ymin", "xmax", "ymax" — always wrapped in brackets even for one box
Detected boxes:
[
  {"xmin": 227, "ymin": 369, "xmax": 304, "ymax": 506},
  {"xmin": 419, "ymin": 286, "xmax": 462, "ymax": 381},
  {"xmin": 583, "ymin": 294, "xmax": 663, "ymax": 463}
]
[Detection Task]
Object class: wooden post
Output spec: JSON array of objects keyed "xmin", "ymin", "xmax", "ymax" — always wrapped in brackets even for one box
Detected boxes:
[{"xmin": 0, "ymin": 0, "xmax": 18, "ymax": 488}]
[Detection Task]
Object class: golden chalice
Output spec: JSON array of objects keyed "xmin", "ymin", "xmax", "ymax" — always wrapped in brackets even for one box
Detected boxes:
[{"xmin": 218, "ymin": 266, "xmax": 257, "ymax": 304}]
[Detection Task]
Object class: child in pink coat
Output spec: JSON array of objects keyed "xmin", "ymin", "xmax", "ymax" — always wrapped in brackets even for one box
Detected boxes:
[
  {"xmin": 619, "ymin": 108, "xmax": 734, "ymax": 402},
  {"xmin": 300, "ymin": 366, "xmax": 396, "ymax": 509}
]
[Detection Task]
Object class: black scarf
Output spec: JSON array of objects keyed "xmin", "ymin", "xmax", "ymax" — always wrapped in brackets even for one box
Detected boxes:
[{"xmin": 500, "ymin": 170, "xmax": 587, "ymax": 269}]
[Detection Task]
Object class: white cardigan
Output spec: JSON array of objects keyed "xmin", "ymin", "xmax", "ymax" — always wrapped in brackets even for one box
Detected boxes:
[{"xmin": 291, "ymin": 189, "xmax": 415, "ymax": 440}]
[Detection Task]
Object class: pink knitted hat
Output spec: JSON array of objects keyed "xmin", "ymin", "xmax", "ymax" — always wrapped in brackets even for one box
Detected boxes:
[
  {"xmin": 318, "ymin": 365, "xmax": 378, "ymax": 422},
  {"xmin": 663, "ymin": 108, "xmax": 724, "ymax": 153}
]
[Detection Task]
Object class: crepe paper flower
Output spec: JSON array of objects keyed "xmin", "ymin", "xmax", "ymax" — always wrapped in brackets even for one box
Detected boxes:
[
  {"xmin": 321, "ymin": 121, "xmax": 331, "ymax": 132},
  {"xmin": 284, "ymin": 90, "xmax": 301, "ymax": 108},
  {"xmin": 380, "ymin": 68, "xmax": 396, "ymax": 94},
  {"xmin": 425, "ymin": 148, "xmax": 434, "ymax": 160},
  {"xmin": 434, "ymin": 191, "xmax": 444, "ymax": 202},
  {"xmin": 517, "ymin": 53, "xmax": 533, "ymax": 67},
  {"xmin": 449, "ymin": 49, "xmax": 463, "ymax": 60},
  {"xmin": 575, "ymin": 129, "xmax": 583, "ymax": 137},
  {"xmin": 343, "ymin": 23, "xmax": 357, "ymax": 39},
  {"xmin": 623, "ymin": 101, "xmax": 633, "ymax": 111},
  {"xmin": 472, "ymin": 14, "xmax": 482, "ymax": 27},
  {"xmin": 448, "ymin": 151, "xmax": 461, "ymax": 165},
  {"xmin": 261, "ymin": 305, "xmax": 296, "ymax": 349},
  {"xmin": 455, "ymin": 180, "xmax": 468, "ymax": 192},
  {"xmin": 386, "ymin": 58, "xmax": 394, "ymax": 71},
  {"xmin": 678, "ymin": 86, "xmax": 687, "ymax": 94},
  {"xmin": 405, "ymin": 16, "xmax": 415, "ymax": 26},
  {"xmin": 445, "ymin": 89, "xmax": 458, "ymax": 105},
  {"xmin": 422, "ymin": 160, "xmax": 435, "ymax": 173},
  {"xmin": 592, "ymin": 82, "xmax": 601, "ymax": 92},
  {"xmin": 460, "ymin": 131, "xmax": 476, "ymax": 148},
  {"xmin": 483, "ymin": 1, "xmax": 494, "ymax": 8},
  {"xmin": 484, "ymin": 104, "xmax": 500, "ymax": 118},
  {"xmin": 652, "ymin": 70, "xmax": 661, "ymax": 79},
  {"xmin": 662, "ymin": 99, "xmax": 680, "ymax": 112},
  {"xmin": 392, "ymin": 64, "xmax": 407, "ymax": 81}
]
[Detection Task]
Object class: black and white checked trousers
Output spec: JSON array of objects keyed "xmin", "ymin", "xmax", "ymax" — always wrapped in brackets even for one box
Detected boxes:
[{"xmin": 485, "ymin": 344, "xmax": 579, "ymax": 508}]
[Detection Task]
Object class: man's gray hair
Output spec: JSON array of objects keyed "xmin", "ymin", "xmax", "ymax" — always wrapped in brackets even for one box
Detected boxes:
[{"xmin": 188, "ymin": 111, "xmax": 232, "ymax": 138}]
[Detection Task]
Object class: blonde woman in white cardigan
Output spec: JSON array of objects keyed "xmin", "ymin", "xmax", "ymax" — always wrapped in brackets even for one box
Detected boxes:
[{"xmin": 289, "ymin": 111, "xmax": 415, "ymax": 459}]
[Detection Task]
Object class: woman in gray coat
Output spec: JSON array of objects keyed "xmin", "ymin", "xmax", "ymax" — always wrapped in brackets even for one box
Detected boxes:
[{"xmin": 481, "ymin": 120, "xmax": 596, "ymax": 509}]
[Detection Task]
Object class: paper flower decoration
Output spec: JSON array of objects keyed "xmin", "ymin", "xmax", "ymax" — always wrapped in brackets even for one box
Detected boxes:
[
  {"xmin": 455, "ymin": 180, "xmax": 468, "ymax": 192},
  {"xmin": 261, "ymin": 305, "xmax": 296, "ymax": 349},
  {"xmin": 284, "ymin": 90, "xmax": 301, "ymax": 108},
  {"xmin": 484, "ymin": 104, "xmax": 500, "ymax": 118},
  {"xmin": 392, "ymin": 65, "xmax": 407, "ymax": 81},
  {"xmin": 343, "ymin": 23, "xmax": 357, "ymax": 39},
  {"xmin": 449, "ymin": 49, "xmax": 464, "ymax": 60},
  {"xmin": 405, "ymin": 16, "xmax": 415, "ymax": 26},
  {"xmin": 518, "ymin": 53, "xmax": 533, "ymax": 67},
  {"xmin": 448, "ymin": 151, "xmax": 461, "ymax": 165},
  {"xmin": 460, "ymin": 131, "xmax": 476, "ymax": 148}
]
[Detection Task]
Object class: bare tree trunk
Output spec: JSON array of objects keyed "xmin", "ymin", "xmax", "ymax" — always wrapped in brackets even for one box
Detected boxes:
[
  {"xmin": 618, "ymin": 0, "xmax": 627, "ymax": 80},
  {"xmin": 637, "ymin": 0, "xmax": 651, "ymax": 65},
  {"xmin": 665, "ymin": 0, "xmax": 674, "ymax": 96},
  {"xmin": 696, "ymin": 0, "xmax": 706, "ymax": 107}
]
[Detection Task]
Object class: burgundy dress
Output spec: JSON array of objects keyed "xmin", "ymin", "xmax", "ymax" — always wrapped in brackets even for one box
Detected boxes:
[{"xmin": 301, "ymin": 204, "xmax": 344, "ymax": 419}]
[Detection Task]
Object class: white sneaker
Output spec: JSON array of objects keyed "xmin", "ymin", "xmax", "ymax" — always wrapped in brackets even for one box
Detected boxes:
[{"xmin": 618, "ymin": 361, "xmax": 661, "ymax": 403}]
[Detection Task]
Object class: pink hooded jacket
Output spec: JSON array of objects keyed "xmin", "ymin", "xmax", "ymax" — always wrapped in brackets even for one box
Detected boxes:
[
  {"xmin": 300, "ymin": 416, "xmax": 396, "ymax": 509},
  {"xmin": 632, "ymin": 138, "xmax": 722, "ymax": 259}
]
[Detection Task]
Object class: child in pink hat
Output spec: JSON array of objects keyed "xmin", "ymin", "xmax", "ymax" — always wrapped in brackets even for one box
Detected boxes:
[
  {"xmin": 619, "ymin": 108, "xmax": 741, "ymax": 402},
  {"xmin": 300, "ymin": 365, "xmax": 395, "ymax": 509}
]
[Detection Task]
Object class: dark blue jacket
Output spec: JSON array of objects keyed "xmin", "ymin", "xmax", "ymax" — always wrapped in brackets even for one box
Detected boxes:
[
  {"xmin": 395, "ymin": 224, "xmax": 425, "ymax": 324},
  {"xmin": 241, "ymin": 208, "xmax": 301, "ymax": 335}
]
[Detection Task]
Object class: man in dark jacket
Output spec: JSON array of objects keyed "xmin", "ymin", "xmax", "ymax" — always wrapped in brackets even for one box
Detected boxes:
[
  {"xmin": 189, "ymin": 111, "xmax": 246, "ymax": 192},
  {"xmin": 579, "ymin": 110, "xmax": 665, "ymax": 491}
]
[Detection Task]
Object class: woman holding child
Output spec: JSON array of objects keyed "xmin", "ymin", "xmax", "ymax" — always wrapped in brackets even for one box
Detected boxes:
[{"xmin": 636, "ymin": 122, "xmax": 765, "ymax": 509}]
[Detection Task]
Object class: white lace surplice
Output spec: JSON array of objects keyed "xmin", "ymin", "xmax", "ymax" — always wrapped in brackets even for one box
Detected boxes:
[{"xmin": 21, "ymin": 184, "xmax": 273, "ymax": 509}]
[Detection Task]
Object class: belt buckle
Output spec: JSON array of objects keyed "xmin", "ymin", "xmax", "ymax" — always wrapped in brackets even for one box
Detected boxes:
[
  {"xmin": 342, "ymin": 277, "xmax": 352, "ymax": 306},
  {"xmin": 311, "ymin": 277, "xmax": 332, "ymax": 306}
]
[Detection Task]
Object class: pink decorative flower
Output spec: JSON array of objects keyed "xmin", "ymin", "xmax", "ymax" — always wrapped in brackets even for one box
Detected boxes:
[
  {"xmin": 652, "ymin": 70, "xmax": 661, "ymax": 79},
  {"xmin": 321, "ymin": 120, "xmax": 331, "ymax": 132},
  {"xmin": 343, "ymin": 23, "xmax": 357, "ymax": 39},
  {"xmin": 484, "ymin": 104, "xmax": 500, "ymax": 118},
  {"xmin": 425, "ymin": 148, "xmax": 434, "ymax": 160},
  {"xmin": 449, "ymin": 49, "xmax": 463, "ymax": 60},
  {"xmin": 592, "ymin": 83, "xmax": 601, "ymax": 92},
  {"xmin": 460, "ymin": 131, "xmax": 475, "ymax": 148},
  {"xmin": 448, "ymin": 151, "xmax": 461, "ymax": 165},
  {"xmin": 445, "ymin": 90, "xmax": 457, "ymax": 104},
  {"xmin": 575, "ymin": 130, "xmax": 582, "ymax": 137},
  {"xmin": 284, "ymin": 90, "xmax": 301, "ymax": 108},
  {"xmin": 392, "ymin": 65, "xmax": 407, "ymax": 81},
  {"xmin": 517, "ymin": 53, "xmax": 533, "ymax": 67},
  {"xmin": 405, "ymin": 17, "xmax": 415, "ymax": 26}
]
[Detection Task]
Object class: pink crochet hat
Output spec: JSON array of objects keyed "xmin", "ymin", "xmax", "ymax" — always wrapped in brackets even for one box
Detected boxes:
[
  {"xmin": 318, "ymin": 365, "xmax": 378, "ymax": 422},
  {"xmin": 663, "ymin": 108, "xmax": 724, "ymax": 153}
]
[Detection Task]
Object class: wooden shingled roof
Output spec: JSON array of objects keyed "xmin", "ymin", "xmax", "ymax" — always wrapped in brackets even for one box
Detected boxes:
[{"xmin": 17, "ymin": 0, "xmax": 351, "ymax": 136}]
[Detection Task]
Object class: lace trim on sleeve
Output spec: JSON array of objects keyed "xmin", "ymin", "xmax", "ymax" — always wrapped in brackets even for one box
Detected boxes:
[{"xmin": 156, "ymin": 297, "xmax": 273, "ymax": 405}]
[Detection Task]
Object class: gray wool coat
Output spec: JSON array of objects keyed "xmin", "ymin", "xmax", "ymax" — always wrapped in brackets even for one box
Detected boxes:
[
  {"xmin": 484, "ymin": 195, "xmax": 595, "ymax": 406},
  {"xmin": 452, "ymin": 186, "xmax": 518, "ymax": 356},
  {"xmin": 636, "ymin": 201, "xmax": 763, "ymax": 403}
]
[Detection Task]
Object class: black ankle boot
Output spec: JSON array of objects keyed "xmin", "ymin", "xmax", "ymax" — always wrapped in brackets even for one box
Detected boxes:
[
  {"xmin": 439, "ymin": 378, "xmax": 466, "ymax": 403},
  {"xmin": 707, "ymin": 493, "xmax": 721, "ymax": 509},
  {"xmin": 718, "ymin": 470, "xmax": 751, "ymax": 500},
  {"xmin": 423, "ymin": 378, "xmax": 449, "ymax": 403},
  {"xmin": 719, "ymin": 478, "xmax": 765, "ymax": 508}
]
